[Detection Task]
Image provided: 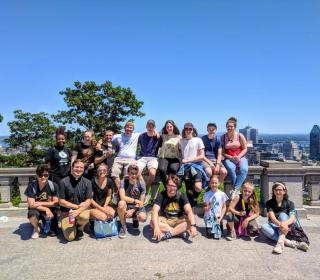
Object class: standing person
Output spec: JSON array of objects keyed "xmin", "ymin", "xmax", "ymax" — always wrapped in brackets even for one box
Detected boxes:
[
  {"xmin": 111, "ymin": 121, "xmax": 140, "ymax": 191},
  {"xmin": 94, "ymin": 129, "xmax": 119, "ymax": 174},
  {"xmin": 202, "ymin": 123, "xmax": 227, "ymax": 182},
  {"xmin": 58, "ymin": 160, "xmax": 92, "ymax": 242},
  {"xmin": 221, "ymin": 117, "xmax": 248, "ymax": 198},
  {"xmin": 45, "ymin": 127, "xmax": 71, "ymax": 185},
  {"xmin": 203, "ymin": 175, "xmax": 228, "ymax": 239},
  {"xmin": 136, "ymin": 119, "xmax": 161, "ymax": 204},
  {"xmin": 179, "ymin": 122, "xmax": 207, "ymax": 206},
  {"xmin": 158, "ymin": 120, "xmax": 181, "ymax": 184},
  {"xmin": 24, "ymin": 164, "xmax": 58, "ymax": 239},
  {"xmin": 151, "ymin": 175, "xmax": 197, "ymax": 241},
  {"xmin": 117, "ymin": 164, "xmax": 147, "ymax": 238},
  {"xmin": 71, "ymin": 130, "xmax": 96, "ymax": 180},
  {"xmin": 261, "ymin": 182, "xmax": 309, "ymax": 254},
  {"xmin": 90, "ymin": 163, "xmax": 116, "ymax": 222},
  {"xmin": 226, "ymin": 182, "xmax": 260, "ymax": 240}
]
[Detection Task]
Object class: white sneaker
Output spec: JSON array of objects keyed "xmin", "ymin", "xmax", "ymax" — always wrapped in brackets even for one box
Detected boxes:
[
  {"xmin": 272, "ymin": 242, "xmax": 284, "ymax": 254},
  {"xmin": 297, "ymin": 242, "xmax": 309, "ymax": 252},
  {"xmin": 31, "ymin": 230, "xmax": 39, "ymax": 239},
  {"xmin": 230, "ymin": 189, "xmax": 240, "ymax": 200}
]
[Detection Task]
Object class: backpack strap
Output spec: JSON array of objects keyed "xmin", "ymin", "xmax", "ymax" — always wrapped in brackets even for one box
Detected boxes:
[
  {"xmin": 31, "ymin": 180, "xmax": 37, "ymax": 196},
  {"xmin": 48, "ymin": 180, "xmax": 55, "ymax": 193}
]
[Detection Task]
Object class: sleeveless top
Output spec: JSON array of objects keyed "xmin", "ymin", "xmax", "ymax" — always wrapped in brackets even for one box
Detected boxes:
[{"xmin": 222, "ymin": 132, "xmax": 242, "ymax": 156}]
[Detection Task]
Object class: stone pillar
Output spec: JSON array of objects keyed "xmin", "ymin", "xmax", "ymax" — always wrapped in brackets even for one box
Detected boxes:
[
  {"xmin": 306, "ymin": 175, "xmax": 320, "ymax": 206},
  {"xmin": 0, "ymin": 176, "xmax": 11, "ymax": 202},
  {"xmin": 260, "ymin": 160, "xmax": 306, "ymax": 218},
  {"xmin": 18, "ymin": 176, "xmax": 30, "ymax": 204}
]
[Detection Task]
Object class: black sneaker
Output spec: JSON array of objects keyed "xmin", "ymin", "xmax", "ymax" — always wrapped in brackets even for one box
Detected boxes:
[
  {"xmin": 119, "ymin": 226, "xmax": 127, "ymax": 239},
  {"xmin": 160, "ymin": 231, "xmax": 172, "ymax": 241},
  {"xmin": 206, "ymin": 227, "xmax": 213, "ymax": 238},
  {"xmin": 181, "ymin": 231, "xmax": 190, "ymax": 241},
  {"xmin": 132, "ymin": 216, "xmax": 139, "ymax": 230}
]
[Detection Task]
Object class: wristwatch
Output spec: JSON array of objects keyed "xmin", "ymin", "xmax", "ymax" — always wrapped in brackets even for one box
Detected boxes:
[{"xmin": 190, "ymin": 224, "xmax": 196, "ymax": 227}]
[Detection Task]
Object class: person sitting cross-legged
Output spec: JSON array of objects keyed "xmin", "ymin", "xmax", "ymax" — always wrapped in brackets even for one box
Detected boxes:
[
  {"xmin": 151, "ymin": 174, "xmax": 197, "ymax": 241},
  {"xmin": 117, "ymin": 164, "xmax": 147, "ymax": 238}
]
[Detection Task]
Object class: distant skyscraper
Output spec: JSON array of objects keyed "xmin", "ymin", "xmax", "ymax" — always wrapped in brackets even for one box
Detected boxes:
[
  {"xmin": 310, "ymin": 125, "xmax": 320, "ymax": 160},
  {"xmin": 239, "ymin": 126, "xmax": 258, "ymax": 144},
  {"xmin": 282, "ymin": 141, "xmax": 301, "ymax": 160}
]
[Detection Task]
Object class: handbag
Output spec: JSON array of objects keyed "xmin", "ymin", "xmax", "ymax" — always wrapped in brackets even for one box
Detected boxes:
[
  {"xmin": 94, "ymin": 219, "xmax": 118, "ymax": 238},
  {"xmin": 286, "ymin": 210, "xmax": 310, "ymax": 245}
]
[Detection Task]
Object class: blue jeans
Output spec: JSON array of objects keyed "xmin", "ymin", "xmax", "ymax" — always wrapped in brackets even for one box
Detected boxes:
[
  {"xmin": 261, "ymin": 212, "xmax": 289, "ymax": 241},
  {"xmin": 223, "ymin": 157, "xmax": 248, "ymax": 190}
]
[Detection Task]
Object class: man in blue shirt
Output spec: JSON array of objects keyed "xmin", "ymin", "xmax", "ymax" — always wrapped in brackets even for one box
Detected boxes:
[{"xmin": 202, "ymin": 123, "xmax": 227, "ymax": 182}]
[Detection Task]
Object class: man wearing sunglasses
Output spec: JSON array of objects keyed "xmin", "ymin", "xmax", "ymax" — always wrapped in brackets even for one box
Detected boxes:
[{"xmin": 24, "ymin": 164, "xmax": 59, "ymax": 239}]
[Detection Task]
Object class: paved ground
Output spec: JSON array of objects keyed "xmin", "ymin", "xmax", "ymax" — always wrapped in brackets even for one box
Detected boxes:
[{"xmin": 0, "ymin": 214, "xmax": 320, "ymax": 280}]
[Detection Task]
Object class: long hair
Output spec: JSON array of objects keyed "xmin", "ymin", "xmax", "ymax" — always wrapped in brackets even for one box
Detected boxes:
[
  {"xmin": 243, "ymin": 181, "xmax": 259, "ymax": 213},
  {"xmin": 161, "ymin": 120, "xmax": 180, "ymax": 135},
  {"xmin": 271, "ymin": 182, "xmax": 289, "ymax": 201}
]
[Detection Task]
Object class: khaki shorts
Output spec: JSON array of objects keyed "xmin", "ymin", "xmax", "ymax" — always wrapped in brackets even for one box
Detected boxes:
[
  {"xmin": 111, "ymin": 157, "xmax": 136, "ymax": 178},
  {"xmin": 137, "ymin": 157, "xmax": 158, "ymax": 172},
  {"xmin": 159, "ymin": 216, "xmax": 186, "ymax": 228},
  {"xmin": 60, "ymin": 210, "xmax": 90, "ymax": 241}
]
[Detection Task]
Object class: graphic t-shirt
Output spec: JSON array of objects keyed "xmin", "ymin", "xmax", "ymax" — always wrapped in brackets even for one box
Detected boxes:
[
  {"xmin": 113, "ymin": 132, "xmax": 140, "ymax": 158},
  {"xmin": 154, "ymin": 190, "xmax": 189, "ymax": 218},
  {"xmin": 180, "ymin": 137, "xmax": 204, "ymax": 162},
  {"xmin": 201, "ymin": 135, "xmax": 221, "ymax": 162},
  {"xmin": 92, "ymin": 178, "xmax": 114, "ymax": 207},
  {"xmin": 74, "ymin": 142, "xmax": 95, "ymax": 169},
  {"xmin": 45, "ymin": 146, "xmax": 71, "ymax": 178},
  {"xmin": 203, "ymin": 190, "xmax": 228, "ymax": 219},
  {"xmin": 120, "ymin": 178, "xmax": 146, "ymax": 207},
  {"xmin": 24, "ymin": 180, "xmax": 58, "ymax": 204}
]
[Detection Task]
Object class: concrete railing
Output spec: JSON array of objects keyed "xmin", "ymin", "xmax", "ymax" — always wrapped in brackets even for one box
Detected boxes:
[{"xmin": 0, "ymin": 161, "xmax": 319, "ymax": 216}]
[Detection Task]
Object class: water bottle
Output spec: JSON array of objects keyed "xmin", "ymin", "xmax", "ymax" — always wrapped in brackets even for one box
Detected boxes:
[
  {"xmin": 69, "ymin": 210, "xmax": 75, "ymax": 225},
  {"xmin": 43, "ymin": 218, "xmax": 52, "ymax": 234}
]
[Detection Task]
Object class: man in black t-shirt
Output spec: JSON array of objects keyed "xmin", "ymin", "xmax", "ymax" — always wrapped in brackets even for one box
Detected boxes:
[
  {"xmin": 24, "ymin": 164, "xmax": 58, "ymax": 239},
  {"xmin": 59, "ymin": 160, "xmax": 93, "ymax": 241},
  {"xmin": 151, "ymin": 175, "xmax": 197, "ymax": 241}
]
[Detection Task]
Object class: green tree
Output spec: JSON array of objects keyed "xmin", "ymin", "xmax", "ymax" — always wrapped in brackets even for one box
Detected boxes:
[
  {"xmin": 6, "ymin": 110, "xmax": 57, "ymax": 166},
  {"xmin": 53, "ymin": 81, "xmax": 145, "ymax": 135},
  {"xmin": 0, "ymin": 113, "xmax": 3, "ymax": 123}
]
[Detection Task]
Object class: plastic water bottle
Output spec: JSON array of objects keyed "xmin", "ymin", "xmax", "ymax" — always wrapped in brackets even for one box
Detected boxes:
[
  {"xmin": 69, "ymin": 210, "xmax": 75, "ymax": 225},
  {"xmin": 43, "ymin": 218, "xmax": 52, "ymax": 234}
]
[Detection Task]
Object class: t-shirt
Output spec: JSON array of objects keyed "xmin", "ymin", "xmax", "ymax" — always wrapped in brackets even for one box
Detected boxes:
[
  {"xmin": 113, "ymin": 132, "xmax": 140, "ymax": 158},
  {"xmin": 95, "ymin": 141, "xmax": 120, "ymax": 169},
  {"xmin": 24, "ymin": 180, "xmax": 58, "ymax": 204},
  {"xmin": 45, "ymin": 146, "xmax": 71, "ymax": 178},
  {"xmin": 74, "ymin": 142, "xmax": 95, "ymax": 169},
  {"xmin": 180, "ymin": 137, "xmax": 204, "ymax": 162},
  {"xmin": 120, "ymin": 178, "xmax": 146, "ymax": 207},
  {"xmin": 154, "ymin": 190, "xmax": 189, "ymax": 218},
  {"xmin": 201, "ymin": 135, "xmax": 221, "ymax": 162},
  {"xmin": 58, "ymin": 175, "xmax": 93, "ymax": 212},
  {"xmin": 266, "ymin": 198, "xmax": 295, "ymax": 220},
  {"xmin": 138, "ymin": 132, "xmax": 161, "ymax": 157},
  {"xmin": 203, "ymin": 190, "xmax": 228, "ymax": 219},
  {"xmin": 92, "ymin": 178, "xmax": 114, "ymax": 207}
]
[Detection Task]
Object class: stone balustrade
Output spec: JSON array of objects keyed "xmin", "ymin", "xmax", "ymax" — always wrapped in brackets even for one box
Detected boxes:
[{"xmin": 0, "ymin": 161, "xmax": 319, "ymax": 217}]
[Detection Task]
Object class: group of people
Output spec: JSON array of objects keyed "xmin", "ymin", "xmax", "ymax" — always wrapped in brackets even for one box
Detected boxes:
[{"xmin": 24, "ymin": 117, "xmax": 309, "ymax": 254}]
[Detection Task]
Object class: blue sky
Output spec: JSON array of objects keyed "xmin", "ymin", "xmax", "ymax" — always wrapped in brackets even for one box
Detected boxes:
[{"xmin": 0, "ymin": 0, "xmax": 319, "ymax": 135}]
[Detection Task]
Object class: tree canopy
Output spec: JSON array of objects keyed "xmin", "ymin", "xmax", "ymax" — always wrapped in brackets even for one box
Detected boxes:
[{"xmin": 53, "ymin": 81, "xmax": 145, "ymax": 135}]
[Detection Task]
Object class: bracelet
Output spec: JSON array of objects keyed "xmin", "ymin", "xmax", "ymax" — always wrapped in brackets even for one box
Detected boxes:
[{"xmin": 190, "ymin": 224, "xmax": 196, "ymax": 227}]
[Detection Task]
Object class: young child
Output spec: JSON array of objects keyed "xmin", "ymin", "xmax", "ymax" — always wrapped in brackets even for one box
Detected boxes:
[
  {"xmin": 203, "ymin": 175, "xmax": 228, "ymax": 239},
  {"xmin": 226, "ymin": 181, "xmax": 260, "ymax": 240}
]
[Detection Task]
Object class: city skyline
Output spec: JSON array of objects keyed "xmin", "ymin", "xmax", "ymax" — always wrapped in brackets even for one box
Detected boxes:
[{"xmin": 0, "ymin": 1, "xmax": 319, "ymax": 135}]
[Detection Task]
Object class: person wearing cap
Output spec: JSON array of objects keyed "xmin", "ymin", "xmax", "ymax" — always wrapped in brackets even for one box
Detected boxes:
[
  {"xmin": 117, "ymin": 164, "xmax": 147, "ymax": 238},
  {"xmin": 111, "ymin": 121, "xmax": 140, "ymax": 191},
  {"xmin": 261, "ymin": 182, "xmax": 309, "ymax": 254},
  {"xmin": 151, "ymin": 174, "xmax": 197, "ymax": 241},
  {"xmin": 178, "ymin": 122, "xmax": 208, "ymax": 207},
  {"xmin": 58, "ymin": 160, "xmax": 92, "ymax": 241},
  {"xmin": 202, "ymin": 123, "xmax": 227, "ymax": 182},
  {"xmin": 136, "ymin": 119, "xmax": 161, "ymax": 205}
]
